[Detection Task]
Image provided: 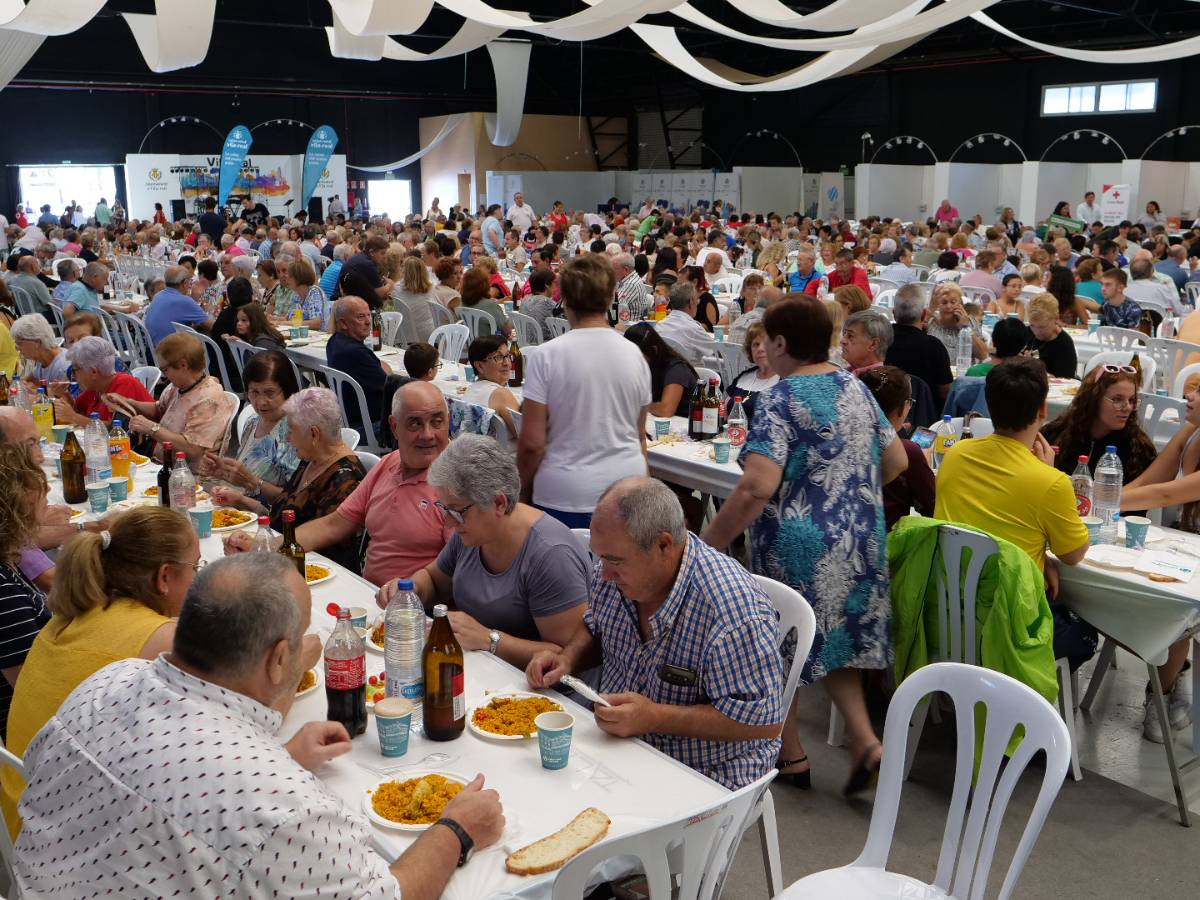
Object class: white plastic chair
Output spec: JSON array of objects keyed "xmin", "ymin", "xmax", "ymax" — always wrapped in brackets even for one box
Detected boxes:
[
  {"xmin": 355, "ymin": 450, "xmax": 381, "ymax": 473},
  {"xmin": 459, "ymin": 305, "xmax": 495, "ymax": 338},
  {"xmin": 778, "ymin": 662, "xmax": 1071, "ymax": 900},
  {"xmin": 710, "ymin": 343, "xmax": 750, "ymax": 389},
  {"xmin": 45, "ymin": 300, "xmax": 66, "ymax": 335},
  {"xmin": 1134, "ymin": 297, "xmax": 1169, "ymax": 322},
  {"xmin": 570, "ymin": 527, "xmax": 592, "ymax": 560},
  {"xmin": 341, "ymin": 427, "xmax": 361, "ymax": 451},
  {"xmin": 1137, "ymin": 391, "xmax": 1187, "ymax": 446},
  {"xmin": 711, "ymin": 273, "xmax": 743, "ymax": 296},
  {"xmin": 1173, "ymin": 361, "xmax": 1200, "ymax": 397},
  {"xmin": 960, "ymin": 285, "xmax": 996, "ymax": 305},
  {"xmin": 508, "ymin": 310, "xmax": 542, "ymax": 346},
  {"xmin": 319, "ymin": 365, "xmax": 387, "ymax": 455},
  {"xmin": 1095, "ymin": 325, "xmax": 1149, "ymax": 352},
  {"xmin": 429, "ymin": 301, "xmax": 454, "ymax": 329},
  {"xmin": 1082, "ymin": 350, "xmax": 1157, "ymax": 391},
  {"xmin": 117, "ymin": 312, "xmax": 156, "ymax": 367},
  {"xmin": 228, "ymin": 339, "xmax": 264, "ymax": 377},
  {"xmin": 947, "ymin": 416, "xmax": 994, "ymax": 438},
  {"xmin": 695, "ymin": 366, "xmax": 721, "ymax": 387},
  {"xmin": 9, "ymin": 283, "xmax": 37, "ymax": 316},
  {"xmin": 380, "ymin": 311, "xmax": 405, "ymax": 348},
  {"xmin": 546, "ymin": 317, "xmax": 570, "ymax": 339},
  {"xmin": 173, "ymin": 322, "xmax": 238, "ymax": 395},
  {"xmin": 869, "ymin": 277, "xmax": 900, "ymax": 297},
  {"xmin": 428, "ymin": 323, "xmax": 470, "ymax": 364},
  {"xmin": 1146, "ymin": 337, "xmax": 1200, "ymax": 395},
  {"xmin": 874, "ymin": 288, "xmax": 897, "ymax": 308},
  {"xmin": 550, "ymin": 770, "xmax": 777, "ymax": 900},
  {"xmin": 1185, "ymin": 282, "xmax": 1200, "ymax": 307},
  {"xmin": 131, "ymin": 365, "xmax": 161, "ymax": 395},
  {"xmin": 0, "ymin": 741, "xmax": 25, "ymax": 892}
]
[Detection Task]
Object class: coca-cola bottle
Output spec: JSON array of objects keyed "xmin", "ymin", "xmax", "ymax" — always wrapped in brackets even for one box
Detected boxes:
[{"xmin": 324, "ymin": 608, "xmax": 368, "ymax": 736}]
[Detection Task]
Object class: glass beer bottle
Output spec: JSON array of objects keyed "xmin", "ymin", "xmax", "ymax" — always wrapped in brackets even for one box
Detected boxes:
[
  {"xmin": 422, "ymin": 604, "xmax": 465, "ymax": 741},
  {"xmin": 60, "ymin": 431, "xmax": 87, "ymax": 505},
  {"xmin": 278, "ymin": 509, "xmax": 305, "ymax": 577}
]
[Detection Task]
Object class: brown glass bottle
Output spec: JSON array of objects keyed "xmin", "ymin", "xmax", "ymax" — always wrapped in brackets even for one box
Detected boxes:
[
  {"xmin": 278, "ymin": 508, "xmax": 305, "ymax": 576},
  {"xmin": 508, "ymin": 338, "xmax": 524, "ymax": 387},
  {"xmin": 422, "ymin": 604, "xmax": 465, "ymax": 741},
  {"xmin": 60, "ymin": 431, "xmax": 87, "ymax": 505},
  {"xmin": 0, "ymin": 373, "xmax": 9, "ymax": 405},
  {"xmin": 157, "ymin": 441, "xmax": 175, "ymax": 506}
]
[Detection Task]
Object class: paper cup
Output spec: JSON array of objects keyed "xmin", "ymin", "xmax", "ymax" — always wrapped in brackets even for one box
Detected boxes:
[
  {"xmin": 653, "ymin": 418, "xmax": 671, "ymax": 439},
  {"xmin": 1124, "ymin": 515, "xmax": 1151, "ymax": 549},
  {"xmin": 188, "ymin": 505, "xmax": 214, "ymax": 538},
  {"xmin": 712, "ymin": 436, "xmax": 731, "ymax": 464},
  {"xmin": 375, "ymin": 697, "xmax": 414, "ymax": 757},
  {"xmin": 289, "ymin": 326, "xmax": 303, "ymax": 340},
  {"xmin": 85, "ymin": 481, "xmax": 110, "ymax": 513},
  {"xmin": 298, "ymin": 325, "xmax": 310, "ymax": 339},
  {"xmin": 983, "ymin": 313, "xmax": 999, "ymax": 329},
  {"xmin": 51, "ymin": 424, "xmax": 71, "ymax": 445},
  {"xmin": 503, "ymin": 301, "xmax": 514, "ymax": 314},
  {"xmin": 536, "ymin": 710, "xmax": 574, "ymax": 770},
  {"xmin": 714, "ymin": 325, "xmax": 725, "ymax": 342},
  {"xmin": 106, "ymin": 475, "xmax": 129, "ymax": 501},
  {"xmin": 1082, "ymin": 516, "xmax": 1103, "ymax": 545},
  {"xmin": 1087, "ymin": 320, "xmax": 1099, "ymax": 335},
  {"xmin": 464, "ymin": 365, "xmax": 476, "ymax": 383},
  {"xmin": 348, "ymin": 606, "xmax": 369, "ymax": 629}
]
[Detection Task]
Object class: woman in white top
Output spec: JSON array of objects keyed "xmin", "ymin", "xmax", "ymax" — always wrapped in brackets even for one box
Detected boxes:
[
  {"xmin": 1137, "ymin": 200, "xmax": 1167, "ymax": 232},
  {"xmin": 431, "ymin": 257, "xmax": 462, "ymax": 318},
  {"xmin": 390, "ymin": 256, "xmax": 437, "ymax": 342},
  {"xmin": 727, "ymin": 321, "xmax": 779, "ymax": 419},
  {"xmin": 464, "ymin": 334, "xmax": 521, "ymax": 438}
]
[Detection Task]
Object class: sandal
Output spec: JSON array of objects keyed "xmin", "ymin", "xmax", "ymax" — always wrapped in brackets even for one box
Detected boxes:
[
  {"xmin": 843, "ymin": 743, "xmax": 882, "ymax": 797},
  {"xmin": 775, "ymin": 755, "xmax": 811, "ymax": 790}
]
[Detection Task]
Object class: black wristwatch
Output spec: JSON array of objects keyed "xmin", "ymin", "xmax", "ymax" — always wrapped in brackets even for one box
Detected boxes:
[{"xmin": 435, "ymin": 817, "xmax": 474, "ymax": 867}]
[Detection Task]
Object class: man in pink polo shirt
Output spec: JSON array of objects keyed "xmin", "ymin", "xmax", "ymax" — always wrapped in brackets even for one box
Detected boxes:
[{"xmin": 223, "ymin": 381, "xmax": 454, "ymax": 585}]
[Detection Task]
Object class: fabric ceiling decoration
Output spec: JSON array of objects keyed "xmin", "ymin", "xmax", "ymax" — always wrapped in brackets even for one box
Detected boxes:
[
  {"xmin": 483, "ymin": 41, "xmax": 531, "ymax": 147},
  {"xmin": 325, "ymin": 16, "xmax": 504, "ymax": 62},
  {"xmin": 437, "ymin": 0, "xmax": 677, "ymax": 41},
  {"xmin": 972, "ymin": 10, "xmax": 1200, "ymax": 63},
  {"xmin": 121, "ymin": 0, "xmax": 216, "ymax": 74},
  {"xmin": 326, "ymin": 0, "xmax": 432, "ymax": 35},
  {"xmin": 0, "ymin": 28, "xmax": 42, "ymax": 90},
  {"xmin": 346, "ymin": 113, "xmax": 470, "ymax": 172},
  {"xmin": 726, "ymin": 0, "xmax": 924, "ymax": 31},
  {"xmin": 0, "ymin": 0, "xmax": 103, "ymax": 36}
]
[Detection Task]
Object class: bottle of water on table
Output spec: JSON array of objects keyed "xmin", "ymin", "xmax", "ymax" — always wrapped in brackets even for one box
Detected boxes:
[
  {"xmin": 1093, "ymin": 445, "xmax": 1124, "ymax": 544},
  {"xmin": 955, "ymin": 328, "xmax": 973, "ymax": 375},
  {"xmin": 385, "ymin": 579, "xmax": 425, "ymax": 703}
]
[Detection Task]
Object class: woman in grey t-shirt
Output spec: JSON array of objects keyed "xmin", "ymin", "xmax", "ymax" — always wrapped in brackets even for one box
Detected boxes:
[{"xmin": 376, "ymin": 434, "xmax": 589, "ymax": 670}]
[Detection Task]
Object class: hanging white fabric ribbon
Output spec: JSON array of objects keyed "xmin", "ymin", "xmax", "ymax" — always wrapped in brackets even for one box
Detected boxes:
[
  {"xmin": 0, "ymin": 27, "xmax": 42, "ymax": 89},
  {"xmin": 437, "ymin": 0, "xmax": 677, "ymax": 41},
  {"xmin": 483, "ymin": 40, "xmax": 530, "ymax": 147},
  {"xmin": 326, "ymin": 0, "xmax": 432, "ymax": 36},
  {"xmin": 0, "ymin": 0, "xmax": 103, "ymax": 36},
  {"xmin": 121, "ymin": 0, "xmax": 216, "ymax": 73},
  {"xmin": 326, "ymin": 17, "xmax": 504, "ymax": 62},
  {"xmin": 347, "ymin": 113, "xmax": 469, "ymax": 172},
  {"xmin": 723, "ymin": 0, "xmax": 922, "ymax": 32},
  {"xmin": 973, "ymin": 11, "xmax": 1200, "ymax": 63}
]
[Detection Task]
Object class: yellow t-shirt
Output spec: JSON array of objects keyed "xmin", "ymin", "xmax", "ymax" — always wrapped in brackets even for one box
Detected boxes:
[
  {"xmin": 934, "ymin": 433, "xmax": 1090, "ymax": 571},
  {"xmin": 0, "ymin": 320, "xmax": 17, "ymax": 379},
  {"xmin": 1, "ymin": 598, "xmax": 169, "ymax": 838}
]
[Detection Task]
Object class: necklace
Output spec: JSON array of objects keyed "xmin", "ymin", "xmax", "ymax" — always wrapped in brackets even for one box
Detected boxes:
[{"xmin": 295, "ymin": 450, "xmax": 347, "ymax": 494}]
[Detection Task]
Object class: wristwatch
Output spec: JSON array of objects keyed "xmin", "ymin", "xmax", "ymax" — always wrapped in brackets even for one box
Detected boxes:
[
  {"xmin": 435, "ymin": 817, "xmax": 474, "ymax": 867},
  {"xmin": 150, "ymin": 422, "xmax": 161, "ymax": 435},
  {"xmin": 488, "ymin": 629, "xmax": 501, "ymax": 654}
]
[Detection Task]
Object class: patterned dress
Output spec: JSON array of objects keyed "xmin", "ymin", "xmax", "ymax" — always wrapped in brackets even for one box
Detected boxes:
[{"xmin": 742, "ymin": 368, "xmax": 895, "ymax": 683}]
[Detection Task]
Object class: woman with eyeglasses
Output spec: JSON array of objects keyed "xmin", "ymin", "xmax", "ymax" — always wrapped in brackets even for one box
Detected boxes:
[
  {"xmin": 463, "ymin": 335, "xmax": 521, "ymax": 438},
  {"xmin": 1, "ymin": 506, "xmax": 199, "ymax": 837},
  {"xmin": 374, "ymin": 434, "xmax": 588, "ymax": 671}
]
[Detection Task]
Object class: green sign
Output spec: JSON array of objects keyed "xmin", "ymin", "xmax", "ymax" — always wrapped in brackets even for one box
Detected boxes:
[{"xmin": 1047, "ymin": 213, "xmax": 1086, "ymax": 234}]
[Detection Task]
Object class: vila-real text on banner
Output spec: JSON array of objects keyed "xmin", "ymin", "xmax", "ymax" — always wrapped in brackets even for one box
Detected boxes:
[
  {"xmin": 217, "ymin": 125, "xmax": 253, "ymax": 205},
  {"xmin": 302, "ymin": 125, "xmax": 339, "ymax": 207}
]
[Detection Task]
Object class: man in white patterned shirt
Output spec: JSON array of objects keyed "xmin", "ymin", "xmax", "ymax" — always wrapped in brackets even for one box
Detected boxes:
[
  {"xmin": 656, "ymin": 282, "xmax": 713, "ymax": 366},
  {"xmin": 613, "ymin": 252, "xmax": 647, "ymax": 319},
  {"xmin": 16, "ymin": 554, "xmax": 504, "ymax": 899}
]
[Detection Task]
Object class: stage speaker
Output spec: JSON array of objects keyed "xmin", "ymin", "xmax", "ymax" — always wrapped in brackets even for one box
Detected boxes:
[
  {"xmin": 171, "ymin": 199, "xmax": 186, "ymax": 221},
  {"xmin": 307, "ymin": 197, "xmax": 324, "ymax": 223}
]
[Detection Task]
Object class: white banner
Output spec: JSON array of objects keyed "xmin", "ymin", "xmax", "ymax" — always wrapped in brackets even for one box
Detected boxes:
[
  {"xmin": 1101, "ymin": 183, "xmax": 1130, "ymax": 227},
  {"xmin": 652, "ymin": 174, "xmax": 671, "ymax": 203},
  {"xmin": 631, "ymin": 172, "xmax": 652, "ymax": 199},
  {"xmin": 124, "ymin": 153, "xmax": 182, "ymax": 220},
  {"xmin": 714, "ymin": 173, "xmax": 741, "ymax": 211},
  {"xmin": 819, "ymin": 172, "xmax": 845, "ymax": 219}
]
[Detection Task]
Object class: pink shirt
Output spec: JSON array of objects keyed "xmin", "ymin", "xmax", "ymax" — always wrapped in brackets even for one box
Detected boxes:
[
  {"xmin": 336, "ymin": 451, "xmax": 454, "ymax": 587},
  {"xmin": 935, "ymin": 205, "xmax": 960, "ymax": 223}
]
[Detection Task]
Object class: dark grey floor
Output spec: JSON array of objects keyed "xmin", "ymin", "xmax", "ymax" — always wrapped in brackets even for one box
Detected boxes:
[{"xmin": 720, "ymin": 684, "xmax": 1198, "ymax": 899}]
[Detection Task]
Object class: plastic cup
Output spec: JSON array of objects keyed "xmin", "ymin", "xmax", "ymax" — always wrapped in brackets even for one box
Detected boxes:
[
  {"xmin": 983, "ymin": 313, "xmax": 999, "ymax": 329},
  {"xmin": 653, "ymin": 418, "xmax": 671, "ymax": 439},
  {"xmin": 1083, "ymin": 516, "xmax": 1103, "ymax": 545},
  {"xmin": 504, "ymin": 300, "xmax": 514, "ymax": 314},
  {"xmin": 348, "ymin": 606, "xmax": 369, "ymax": 629},
  {"xmin": 1124, "ymin": 515, "xmax": 1151, "ymax": 549},
  {"xmin": 712, "ymin": 436, "xmax": 731, "ymax": 464},
  {"xmin": 51, "ymin": 424, "xmax": 71, "ymax": 445},
  {"xmin": 714, "ymin": 325, "xmax": 725, "ymax": 342},
  {"xmin": 464, "ymin": 365, "xmax": 476, "ymax": 383},
  {"xmin": 106, "ymin": 475, "xmax": 129, "ymax": 502},
  {"xmin": 536, "ymin": 711, "xmax": 574, "ymax": 770},
  {"xmin": 85, "ymin": 481, "xmax": 110, "ymax": 513},
  {"xmin": 289, "ymin": 326, "xmax": 303, "ymax": 340},
  {"xmin": 188, "ymin": 505, "xmax": 214, "ymax": 538},
  {"xmin": 375, "ymin": 697, "xmax": 414, "ymax": 757},
  {"xmin": 298, "ymin": 325, "xmax": 310, "ymax": 339},
  {"xmin": 1087, "ymin": 320, "xmax": 1099, "ymax": 335}
]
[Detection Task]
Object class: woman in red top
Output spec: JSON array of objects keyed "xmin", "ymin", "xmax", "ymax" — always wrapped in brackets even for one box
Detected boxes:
[
  {"xmin": 548, "ymin": 201, "xmax": 568, "ymax": 233},
  {"xmin": 52, "ymin": 336, "xmax": 152, "ymax": 425},
  {"xmin": 153, "ymin": 203, "xmax": 167, "ymax": 225}
]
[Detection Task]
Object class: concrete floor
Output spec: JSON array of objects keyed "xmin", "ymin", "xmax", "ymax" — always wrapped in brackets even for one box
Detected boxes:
[{"xmin": 720, "ymin": 650, "xmax": 1199, "ymax": 899}]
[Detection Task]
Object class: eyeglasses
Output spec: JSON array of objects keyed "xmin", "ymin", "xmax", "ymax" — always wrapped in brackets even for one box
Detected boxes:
[
  {"xmin": 1103, "ymin": 395, "xmax": 1138, "ymax": 411},
  {"xmin": 435, "ymin": 500, "xmax": 474, "ymax": 524},
  {"xmin": 177, "ymin": 559, "xmax": 207, "ymax": 573},
  {"xmin": 483, "ymin": 353, "xmax": 513, "ymax": 364}
]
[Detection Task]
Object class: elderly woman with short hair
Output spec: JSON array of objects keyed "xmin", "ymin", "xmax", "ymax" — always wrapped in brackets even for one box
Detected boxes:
[
  {"xmin": 211, "ymin": 386, "xmax": 365, "ymax": 571},
  {"xmin": 52, "ymin": 336, "xmax": 153, "ymax": 426},
  {"xmin": 12, "ymin": 314, "xmax": 69, "ymax": 390},
  {"xmin": 375, "ymin": 434, "xmax": 588, "ymax": 669},
  {"xmin": 121, "ymin": 332, "xmax": 237, "ymax": 461}
]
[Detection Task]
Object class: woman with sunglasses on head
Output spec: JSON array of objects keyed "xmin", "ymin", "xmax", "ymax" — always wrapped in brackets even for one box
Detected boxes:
[
  {"xmin": 464, "ymin": 335, "xmax": 521, "ymax": 439},
  {"xmin": 374, "ymin": 435, "xmax": 588, "ymax": 671}
]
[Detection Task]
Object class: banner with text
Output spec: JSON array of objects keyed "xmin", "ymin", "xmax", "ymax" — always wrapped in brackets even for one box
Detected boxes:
[
  {"xmin": 819, "ymin": 172, "xmax": 844, "ymax": 220},
  {"xmin": 217, "ymin": 125, "xmax": 253, "ymax": 204},
  {"xmin": 1101, "ymin": 183, "xmax": 1131, "ymax": 227},
  {"xmin": 124, "ymin": 153, "xmax": 182, "ymax": 220},
  {"xmin": 302, "ymin": 125, "xmax": 339, "ymax": 207}
]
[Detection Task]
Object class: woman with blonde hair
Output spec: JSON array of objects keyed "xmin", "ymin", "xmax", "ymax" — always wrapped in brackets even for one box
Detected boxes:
[
  {"xmin": 755, "ymin": 241, "xmax": 788, "ymax": 288},
  {"xmin": 1, "ymin": 507, "xmax": 199, "ymax": 836},
  {"xmin": 823, "ymin": 296, "xmax": 847, "ymax": 367},
  {"xmin": 391, "ymin": 255, "xmax": 437, "ymax": 342},
  {"xmin": 833, "ymin": 284, "xmax": 871, "ymax": 317}
]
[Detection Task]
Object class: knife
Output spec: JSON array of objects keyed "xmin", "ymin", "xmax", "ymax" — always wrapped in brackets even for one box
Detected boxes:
[{"xmin": 560, "ymin": 674, "xmax": 611, "ymax": 707}]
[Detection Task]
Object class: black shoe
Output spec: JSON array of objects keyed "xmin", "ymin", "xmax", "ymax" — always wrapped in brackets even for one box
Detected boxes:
[
  {"xmin": 776, "ymin": 755, "xmax": 811, "ymax": 790},
  {"xmin": 843, "ymin": 744, "xmax": 882, "ymax": 797}
]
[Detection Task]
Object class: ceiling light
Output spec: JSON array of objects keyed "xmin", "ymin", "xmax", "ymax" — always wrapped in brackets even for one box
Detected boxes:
[
  {"xmin": 965, "ymin": 140, "xmax": 973, "ymax": 149},
  {"xmin": 1073, "ymin": 132, "xmax": 1080, "ymax": 139},
  {"xmin": 1182, "ymin": 127, "xmax": 1189, "ymax": 136},
  {"xmin": 1004, "ymin": 139, "xmax": 1011, "ymax": 146},
  {"xmin": 905, "ymin": 137, "xmax": 913, "ymax": 144}
]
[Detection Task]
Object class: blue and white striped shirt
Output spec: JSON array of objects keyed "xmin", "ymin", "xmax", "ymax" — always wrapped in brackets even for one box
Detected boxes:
[{"xmin": 584, "ymin": 534, "xmax": 783, "ymax": 789}]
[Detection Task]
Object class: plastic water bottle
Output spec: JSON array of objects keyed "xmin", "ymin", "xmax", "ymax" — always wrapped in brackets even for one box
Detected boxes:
[
  {"xmin": 931, "ymin": 415, "xmax": 956, "ymax": 470},
  {"xmin": 252, "ymin": 515, "xmax": 274, "ymax": 552},
  {"xmin": 384, "ymin": 578, "xmax": 425, "ymax": 702},
  {"xmin": 726, "ymin": 398, "xmax": 748, "ymax": 447},
  {"xmin": 83, "ymin": 413, "xmax": 112, "ymax": 482},
  {"xmin": 1093, "ymin": 446, "xmax": 1124, "ymax": 543},
  {"xmin": 955, "ymin": 328, "xmax": 973, "ymax": 375},
  {"xmin": 168, "ymin": 451, "xmax": 196, "ymax": 512},
  {"xmin": 1071, "ymin": 455, "xmax": 1094, "ymax": 517}
]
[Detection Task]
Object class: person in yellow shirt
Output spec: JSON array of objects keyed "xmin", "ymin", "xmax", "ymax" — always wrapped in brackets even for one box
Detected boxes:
[
  {"xmin": 935, "ymin": 358, "xmax": 1095, "ymax": 670},
  {"xmin": 0, "ymin": 299, "xmax": 18, "ymax": 380}
]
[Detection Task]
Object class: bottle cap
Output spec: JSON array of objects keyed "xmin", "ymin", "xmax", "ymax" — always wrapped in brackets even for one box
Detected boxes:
[
  {"xmin": 282, "ymin": 509, "xmax": 296, "ymax": 523},
  {"xmin": 943, "ymin": 415, "xmax": 951, "ymax": 421},
  {"xmin": 326, "ymin": 602, "xmax": 342, "ymax": 617},
  {"xmin": 1078, "ymin": 455, "xmax": 1088, "ymax": 462},
  {"xmin": 90, "ymin": 412, "xmax": 100, "ymax": 419},
  {"xmin": 175, "ymin": 451, "xmax": 185, "ymax": 460},
  {"xmin": 432, "ymin": 603, "xmax": 448, "ymax": 617},
  {"xmin": 1106, "ymin": 445, "xmax": 1117, "ymax": 453},
  {"xmin": 397, "ymin": 579, "xmax": 415, "ymax": 591},
  {"xmin": 258, "ymin": 516, "xmax": 269, "ymax": 525}
]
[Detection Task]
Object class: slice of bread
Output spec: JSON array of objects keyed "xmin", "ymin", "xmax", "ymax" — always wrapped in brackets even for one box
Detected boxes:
[{"xmin": 505, "ymin": 807, "xmax": 612, "ymax": 876}]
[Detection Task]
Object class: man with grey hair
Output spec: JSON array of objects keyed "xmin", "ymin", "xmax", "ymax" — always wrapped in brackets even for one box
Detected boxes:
[
  {"xmin": 15, "ymin": 554, "xmax": 505, "ymax": 897},
  {"xmin": 1129, "ymin": 252, "xmax": 1188, "ymax": 316},
  {"xmin": 144, "ymin": 263, "xmax": 212, "ymax": 345},
  {"xmin": 61, "ymin": 261, "xmax": 108, "ymax": 316},
  {"xmin": 884, "ymin": 282, "xmax": 953, "ymax": 402},
  {"xmin": 613, "ymin": 251, "xmax": 645, "ymax": 319},
  {"xmin": 376, "ymin": 434, "xmax": 589, "ymax": 670},
  {"xmin": 730, "ymin": 284, "xmax": 783, "ymax": 348},
  {"xmin": 528, "ymin": 476, "xmax": 784, "ymax": 790},
  {"xmin": 656, "ymin": 281, "xmax": 712, "ymax": 365},
  {"xmin": 841, "ymin": 310, "xmax": 893, "ymax": 376},
  {"xmin": 326, "ymin": 295, "xmax": 398, "ymax": 441},
  {"xmin": 11, "ymin": 254, "xmax": 52, "ymax": 316},
  {"xmin": 878, "ymin": 242, "xmax": 917, "ymax": 286},
  {"xmin": 53, "ymin": 335, "xmax": 152, "ymax": 425}
]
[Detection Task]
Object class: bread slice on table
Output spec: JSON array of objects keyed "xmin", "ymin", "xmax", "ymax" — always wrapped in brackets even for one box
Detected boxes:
[{"xmin": 505, "ymin": 807, "xmax": 612, "ymax": 875}]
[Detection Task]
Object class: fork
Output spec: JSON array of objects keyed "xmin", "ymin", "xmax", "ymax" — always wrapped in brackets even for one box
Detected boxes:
[{"xmin": 357, "ymin": 751, "xmax": 458, "ymax": 778}]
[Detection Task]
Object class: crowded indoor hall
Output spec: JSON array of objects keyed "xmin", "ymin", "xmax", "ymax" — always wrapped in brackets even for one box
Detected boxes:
[{"xmin": 0, "ymin": 1, "xmax": 1198, "ymax": 898}]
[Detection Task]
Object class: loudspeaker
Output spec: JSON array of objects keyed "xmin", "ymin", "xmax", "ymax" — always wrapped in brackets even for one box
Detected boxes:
[
  {"xmin": 171, "ymin": 199, "xmax": 186, "ymax": 221},
  {"xmin": 307, "ymin": 197, "xmax": 324, "ymax": 223}
]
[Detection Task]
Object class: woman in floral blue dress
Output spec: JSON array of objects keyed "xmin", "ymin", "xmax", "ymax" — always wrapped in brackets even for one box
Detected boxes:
[{"xmin": 703, "ymin": 297, "xmax": 907, "ymax": 795}]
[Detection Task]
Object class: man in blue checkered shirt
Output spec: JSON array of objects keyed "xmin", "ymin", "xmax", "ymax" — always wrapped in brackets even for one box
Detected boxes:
[{"xmin": 527, "ymin": 477, "xmax": 784, "ymax": 790}]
